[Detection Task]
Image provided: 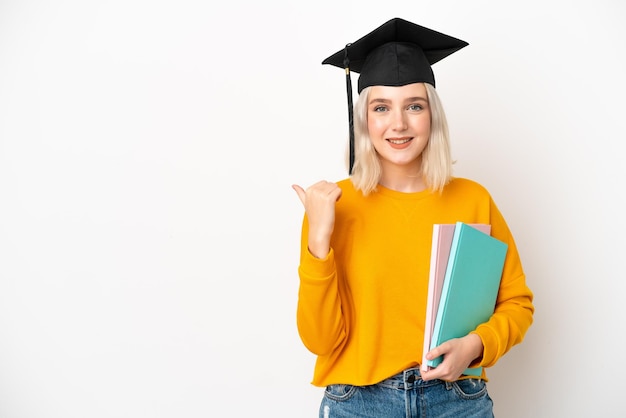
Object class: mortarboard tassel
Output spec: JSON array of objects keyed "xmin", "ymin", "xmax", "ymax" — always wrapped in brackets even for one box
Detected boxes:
[{"xmin": 343, "ymin": 44, "xmax": 355, "ymax": 175}]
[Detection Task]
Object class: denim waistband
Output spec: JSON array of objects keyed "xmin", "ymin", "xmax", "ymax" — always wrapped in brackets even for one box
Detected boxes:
[{"xmin": 376, "ymin": 367, "xmax": 448, "ymax": 390}]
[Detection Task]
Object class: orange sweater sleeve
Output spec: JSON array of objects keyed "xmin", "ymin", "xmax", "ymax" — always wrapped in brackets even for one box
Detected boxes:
[
  {"xmin": 296, "ymin": 231, "xmax": 347, "ymax": 356},
  {"xmin": 472, "ymin": 197, "xmax": 535, "ymax": 368}
]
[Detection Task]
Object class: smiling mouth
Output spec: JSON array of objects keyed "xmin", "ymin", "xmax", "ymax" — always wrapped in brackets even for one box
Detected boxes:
[{"xmin": 387, "ymin": 137, "xmax": 412, "ymax": 145}]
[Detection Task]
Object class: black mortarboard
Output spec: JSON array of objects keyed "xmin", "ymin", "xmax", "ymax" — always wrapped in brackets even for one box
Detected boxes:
[{"xmin": 322, "ymin": 18, "xmax": 468, "ymax": 174}]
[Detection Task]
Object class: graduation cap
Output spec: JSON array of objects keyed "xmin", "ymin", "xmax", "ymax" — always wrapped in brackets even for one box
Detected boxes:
[{"xmin": 322, "ymin": 17, "xmax": 468, "ymax": 174}]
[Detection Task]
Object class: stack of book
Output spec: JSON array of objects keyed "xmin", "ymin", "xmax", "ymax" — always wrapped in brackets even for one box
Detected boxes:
[{"xmin": 421, "ymin": 222, "xmax": 508, "ymax": 376}]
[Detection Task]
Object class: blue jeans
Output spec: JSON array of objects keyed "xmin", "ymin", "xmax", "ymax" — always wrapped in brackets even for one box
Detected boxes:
[{"xmin": 319, "ymin": 367, "xmax": 494, "ymax": 418}]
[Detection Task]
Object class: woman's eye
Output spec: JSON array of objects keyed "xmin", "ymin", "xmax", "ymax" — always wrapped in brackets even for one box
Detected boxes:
[
  {"xmin": 408, "ymin": 104, "xmax": 423, "ymax": 111},
  {"xmin": 373, "ymin": 106, "xmax": 388, "ymax": 112}
]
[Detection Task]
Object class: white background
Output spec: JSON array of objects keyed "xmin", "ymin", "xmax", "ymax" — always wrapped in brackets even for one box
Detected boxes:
[{"xmin": 1, "ymin": 1, "xmax": 625, "ymax": 417}]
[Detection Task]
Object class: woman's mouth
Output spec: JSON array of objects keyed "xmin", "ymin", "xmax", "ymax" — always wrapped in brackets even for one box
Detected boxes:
[
  {"xmin": 387, "ymin": 137, "xmax": 413, "ymax": 148},
  {"xmin": 387, "ymin": 137, "xmax": 412, "ymax": 145}
]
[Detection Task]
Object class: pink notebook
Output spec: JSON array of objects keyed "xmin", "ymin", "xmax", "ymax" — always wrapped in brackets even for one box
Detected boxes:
[{"xmin": 421, "ymin": 223, "xmax": 491, "ymax": 372}]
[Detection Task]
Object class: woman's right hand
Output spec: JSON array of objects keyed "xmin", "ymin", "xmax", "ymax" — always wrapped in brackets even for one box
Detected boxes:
[{"xmin": 292, "ymin": 181, "xmax": 342, "ymax": 259}]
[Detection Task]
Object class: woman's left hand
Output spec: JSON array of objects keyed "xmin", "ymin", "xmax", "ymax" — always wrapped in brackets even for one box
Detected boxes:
[{"xmin": 420, "ymin": 333, "xmax": 484, "ymax": 381}]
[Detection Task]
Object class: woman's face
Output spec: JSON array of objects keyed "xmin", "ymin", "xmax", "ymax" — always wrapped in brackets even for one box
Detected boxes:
[{"xmin": 367, "ymin": 82, "xmax": 431, "ymax": 172}]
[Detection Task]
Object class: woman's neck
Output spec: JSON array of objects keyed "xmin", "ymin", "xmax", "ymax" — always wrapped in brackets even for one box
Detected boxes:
[
  {"xmin": 378, "ymin": 156, "xmax": 426, "ymax": 192},
  {"xmin": 379, "ymin": 169, "xmax": 426, "ymax": 193}
]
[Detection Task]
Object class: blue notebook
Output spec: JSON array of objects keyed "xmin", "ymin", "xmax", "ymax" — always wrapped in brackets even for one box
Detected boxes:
[{"xmin": 426, "ymin": 222, "xmax": 508, "ymax": 376}]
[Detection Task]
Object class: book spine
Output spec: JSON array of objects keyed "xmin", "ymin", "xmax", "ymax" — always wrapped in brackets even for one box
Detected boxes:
[{"xmin": 427, "ymin": 222, "xmax": 464, "ymax": 367}]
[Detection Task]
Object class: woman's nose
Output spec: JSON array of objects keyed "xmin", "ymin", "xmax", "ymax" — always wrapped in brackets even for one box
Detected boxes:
[{"xmin": 392, "ymin": 111, "xmax": 407, "ymax": 130}]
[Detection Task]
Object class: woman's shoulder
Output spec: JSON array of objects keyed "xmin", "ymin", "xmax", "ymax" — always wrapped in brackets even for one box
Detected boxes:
[
  {"xmin": 445, "ymin": 177, "xmax": 492, "ymax": 198},
  {"xmin": 335, "ymin": 178, "xmax": 366, "ymax": 205},
  {"xmin": 336, "ymin": 178, "xmax": 357, "ymax": 193}
]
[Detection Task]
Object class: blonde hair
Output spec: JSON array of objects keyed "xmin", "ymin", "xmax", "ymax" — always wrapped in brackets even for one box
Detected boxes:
[{"xmin": 349, "ymin": 83, "xmax": 454, "ymax": 195}]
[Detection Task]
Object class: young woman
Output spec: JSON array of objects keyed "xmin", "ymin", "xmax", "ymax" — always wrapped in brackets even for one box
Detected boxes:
[{"xmin": 292, "ymin": 18, "xmax": 534, "ymax": 418}]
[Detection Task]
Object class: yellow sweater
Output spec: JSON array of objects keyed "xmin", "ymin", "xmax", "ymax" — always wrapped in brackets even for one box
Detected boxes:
[{"xmin": 296, "ymin": 177, "xmax": 534, "ymax": 387}]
